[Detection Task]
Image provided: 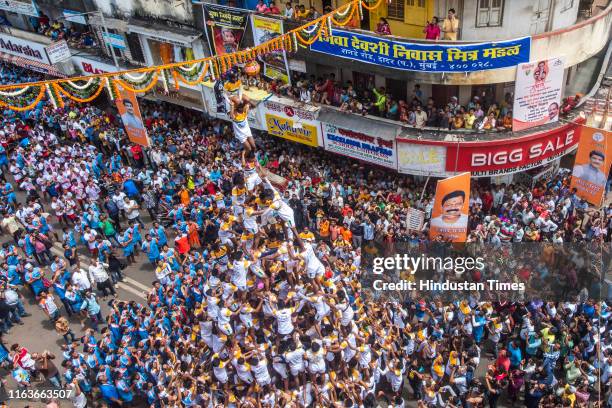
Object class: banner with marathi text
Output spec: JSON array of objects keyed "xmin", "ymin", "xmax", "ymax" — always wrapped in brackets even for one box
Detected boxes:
[
  {"xmin": 429, "ymin": 172, "xmax": 471, "ymax": 242},
  {"xmin": 203, "ymin": 4, "xmax": 249, "ymax": 56},
  {"xmin": 512, "ymin": 57, "xmax": 565, "ymax": 131},
  {"xmin": 570, "ymin": 126, "xmax": 611, "ymax": 206},
  {"xmin": 311, "ymin": 29, "xmax": 530, "ymax": 73}
]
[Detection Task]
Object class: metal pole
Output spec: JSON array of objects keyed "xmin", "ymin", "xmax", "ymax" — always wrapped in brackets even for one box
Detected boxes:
[
  {"xmin": 420, "ymin": 176, "xmax": 431, "ymax": 202},
  {"xmin": 98, "ymin": 12, "xmax": 119, "ymax": 69}
]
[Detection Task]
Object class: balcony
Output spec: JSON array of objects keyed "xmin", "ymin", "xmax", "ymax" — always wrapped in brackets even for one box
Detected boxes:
[{"xmin": 283, "ymin": 3, "xmax": 611, "ymax": 85}]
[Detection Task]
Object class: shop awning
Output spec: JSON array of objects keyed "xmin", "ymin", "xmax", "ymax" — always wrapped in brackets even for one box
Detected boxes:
[
  {"xmin": 0, "ymin": 51, "xmax": 66, "ymax": 77},
  {"xmin": 127, "ymin": 19, "xmax": 202, "ymax": 45},
  {"xmin": 317, "ymin": 108, "xmax": 399, "ymax": 140}
]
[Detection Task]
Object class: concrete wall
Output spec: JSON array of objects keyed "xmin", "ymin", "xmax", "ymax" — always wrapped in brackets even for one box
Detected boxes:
[
  {"xmin": 93, "ymin": 0, "xmax": 193, "ymax": 23},
  {"xmin": 460, "ymin": 0, "xmax": 579, "ymax": 41}
]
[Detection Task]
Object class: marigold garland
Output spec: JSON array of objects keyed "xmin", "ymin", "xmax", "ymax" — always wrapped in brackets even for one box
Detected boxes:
[
  {"xmin": 360, "ymin": 0, "xmax": 384, "ymax": 11},
  {"xmin": 175, "ymin": 64, "xmax": 209, "ymax": 86},
  {"xmin": 116, "ymin": 72, "xmax": 160, "ymax": 93},
  {"xmin": 56, "ymin": 81, "xmax": 106, "ymax": 103},
  {"xmin": 0, "ymin": 86, "xmax": 44, "ymax": 111}
]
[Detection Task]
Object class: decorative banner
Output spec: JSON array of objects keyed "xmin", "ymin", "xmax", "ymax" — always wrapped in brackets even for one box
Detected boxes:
[
  {"xmin": 0, "ymin": 33, "xmax": 50, "ymax": 65},
  {"xmin": 445, "ymin": 122, "xmax": 579, "ymax": 177},
  {"xmin": 397, "ymin": 142, "xmax": 447, "ymax": 176},
  {"xmin": 0, "ymin": 0, "xmax": 38, "ymax": 17},
  {"xmin": 429, "ymin": 172, "xmax": 471, "ymax": 242},
  {"xmin": 46, "ymin": 40, "xmax": 71, "ymax": 64},
  {"xmin": 570, "ymin": 126, "xmax": 611, "ymax": 206},
  {"xmin": 322, "ymin": 122, "xmax": 396, "ymax": 169},
  {"xmin": 265, "ymin": 113, "xmax": 319, "ymax": 147},
  {"xmin": 258, "ymin": 98, "xmax": 322, "ymax": 146},
  {"xmin": 251, "ymin": 15, "xmax": 290, "ymax": 84},
  {"xmin": 116, "ymin": 88, "xmax": 150, "ymax": 147},
  {"xmin": 513, "ymin": 57, "xmax": 564, "ymax": 131},
  {"xmin": 311, "ymin": 29, "xmax": 531, "ymax": 73},
  {"xmin": 203, "ymin": 4, "xmax": 249, "ymax": 56}
]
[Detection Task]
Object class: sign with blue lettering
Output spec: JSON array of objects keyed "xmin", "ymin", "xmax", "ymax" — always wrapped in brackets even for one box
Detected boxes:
[
  {"xmin": 322, "ymin": 123, "xmax": 397, "ymax": 169},
  {"xmin": 311, "ymin": 29, "xmax": 531, "ymax": 73}
]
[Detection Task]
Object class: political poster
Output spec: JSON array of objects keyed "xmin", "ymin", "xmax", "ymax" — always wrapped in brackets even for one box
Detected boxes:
[
  {"xmin": 570, "ymin": 126, "xmax": 611, "ymax": 206},
  {"xmin": 251, "ymin": 15, "xmax": 290, "ymax": 84},
  {"xmin": 429, "ymin": 172, "xmax": 471, "ymax": 242},
  {"xmin": 203, "ymin": 4, "xmax": 249, "ymax": 56},
  {"xmin": 116, "ymin": 88, "xmax": 150, "ymax": 147},
  {"xmin": 512, "ymin": 57, "xmax": 565, "ymax": 131}
]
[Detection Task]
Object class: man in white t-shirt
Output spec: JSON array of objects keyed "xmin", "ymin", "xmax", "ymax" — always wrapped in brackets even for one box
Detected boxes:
[
  {"xmin": 112, "ymin": 191, "xmax": 127, "ymax": 219},
  {"xmin": 124, "ymin": 197, "xmax": 144, "ymax": 227}
]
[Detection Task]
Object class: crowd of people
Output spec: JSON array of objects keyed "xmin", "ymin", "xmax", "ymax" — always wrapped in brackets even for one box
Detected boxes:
[
  {"xmin": 250, "ymin": 69, "xmax": 515, "ymax": 131},
  {"xmin": 0, "ymin": 62, "xmax": 45, "ymax": 86},
  {"xmin": 0, "ymin": 75, "xmax": 609, "ymax": 408},
  {"xmin": 29, "ymin": 13, "xmax": 97, "ymax": 49}
]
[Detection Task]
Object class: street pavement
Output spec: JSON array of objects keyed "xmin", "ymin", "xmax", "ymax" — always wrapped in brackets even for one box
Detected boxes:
[{"xmin": 0, "ymin": 209, "xmax": 160, "ymax": 407}]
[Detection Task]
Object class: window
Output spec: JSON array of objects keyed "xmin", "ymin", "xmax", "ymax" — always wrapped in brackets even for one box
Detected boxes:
[
  {"xmin": 387, "ymin": 0, "xmax": 404, "ymax": 20},
  {"xmin": 477, "ymin": 0, "xmax": 504, "ymax": 27},
  {"xmin": 126, "ymin": 32, "xmax": 146, "ymax": 64}
]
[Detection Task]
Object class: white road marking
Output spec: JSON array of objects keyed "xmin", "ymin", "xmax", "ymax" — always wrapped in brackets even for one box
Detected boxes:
[
  {"xmin": 116, "ymin": 282, "xmax": 147, "ymax": 299},
  {"xmin": 122, "ymin": 276, "xmax": 151, "ymax": 292}
]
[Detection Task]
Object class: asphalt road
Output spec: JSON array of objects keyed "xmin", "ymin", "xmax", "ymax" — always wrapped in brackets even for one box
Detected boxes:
[{"xmin": 0, "ymin": 203, "xmax": 159, "ymax": 407}]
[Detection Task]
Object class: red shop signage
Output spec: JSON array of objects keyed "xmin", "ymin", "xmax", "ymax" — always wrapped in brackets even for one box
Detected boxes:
[{"xmin": 445, "ymin": 122, "xmax": 580, "ymax": 176}]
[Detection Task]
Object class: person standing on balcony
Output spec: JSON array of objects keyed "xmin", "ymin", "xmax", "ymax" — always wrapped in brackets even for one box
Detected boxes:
[
  {"xmin": 268, "ymin": 1, "xmax": 281, "ymax": 14},
  {"xmin": 375, "ymin": 18, "xmax": 391, "ymax": 35},
  {"xmin": 256, "ymin": 0, "xmax": 270, "ymax": 13},
  {"xmin": 372, "ymin": 86, "xmax": 387, "ymax": 115},
  {"xmin": 442, "ymin": 9, "xmax": 459, "ymax": 40},
  {"xmin": 283, "ymin": 2, "xmax": 294, "ymax": 18},
  {"xmin": 424, "ymin": 17, "xmax": 441, "ymax": 40}
]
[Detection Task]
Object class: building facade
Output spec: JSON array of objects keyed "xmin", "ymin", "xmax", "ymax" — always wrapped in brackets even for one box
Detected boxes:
[{"xmin": 0, "ymin": 0, "xmax": 610, "ymax": 179}]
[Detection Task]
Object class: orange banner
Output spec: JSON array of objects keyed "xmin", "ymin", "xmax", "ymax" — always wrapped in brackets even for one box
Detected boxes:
[
  {"xmin": 429, "ymin": 172, "xmax": 471, "ymax": 242},
  {"xmin": 116, "ymin": 88, "xmax": 150, "ymax": 147},
  {"xmin": 569, "ymin": 126, "xmax": 611, "ymax": 206}
]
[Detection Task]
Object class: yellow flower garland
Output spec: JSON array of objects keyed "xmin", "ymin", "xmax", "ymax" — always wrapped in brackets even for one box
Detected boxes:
[
  {"xmin": 55, "ymin": 81, "xmax": 106, "ymax": 103},
  {"xmin": 0, "ymin": 86, "xmax": 45, "ymax": 111}
]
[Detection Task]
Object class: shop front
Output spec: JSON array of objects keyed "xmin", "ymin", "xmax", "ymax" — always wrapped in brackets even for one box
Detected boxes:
[{"xmin": 396, "ymin": 121, "xmax": 582, "ymax": 180}]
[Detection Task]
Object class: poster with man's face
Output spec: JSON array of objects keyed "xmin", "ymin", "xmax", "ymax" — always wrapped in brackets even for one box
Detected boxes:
[
  {"xmin": 513, "ymin": 57, "xmax": 564, "ymax": 131},
  {"xmin": 116, "ymin": 88, "xmax": 150, "ymax": 147},
  {"xmin": 429, "ymin": 172, "xmax": 471, "ymax": 242},
  {"xmin": 570, "ymin": 126, "xmax": 611, "ymax": 205}
]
